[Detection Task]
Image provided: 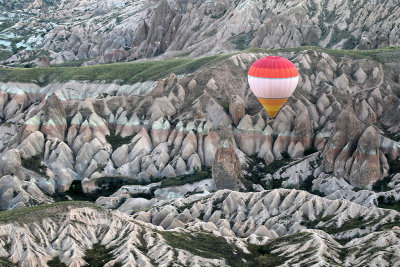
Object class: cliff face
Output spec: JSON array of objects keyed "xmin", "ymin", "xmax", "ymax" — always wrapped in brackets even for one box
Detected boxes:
[
  {"xmin": 1, "ymin": 0, "xmax": 400, "ymax": 65},
  {"xmin": 212, "ymin": 132, "xmax": 242, "ymax": 191}
]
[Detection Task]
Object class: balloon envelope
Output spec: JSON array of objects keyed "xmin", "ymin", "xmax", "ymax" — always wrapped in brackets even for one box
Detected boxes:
[{"xmin": 248, "ymin": 56, "xmax": 299, "ymax": 118}]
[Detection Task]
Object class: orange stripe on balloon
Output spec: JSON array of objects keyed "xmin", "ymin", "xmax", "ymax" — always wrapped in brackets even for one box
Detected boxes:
[
  {"xmin": 263, "ymin": 108, "xmax": 280, "ymax": 118},
  {"xmin": 248, "ymin": 67, "xmax": 298, "ymax": 78},
  {"xmin": 257, "ymin": 97, "xmax": 288, "ymax": 106}
]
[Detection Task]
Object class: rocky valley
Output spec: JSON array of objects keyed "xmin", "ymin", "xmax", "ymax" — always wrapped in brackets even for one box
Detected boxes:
[
  {"xmin": 1, "ymin": 0, "xmax": 400, "ymax": 65},
  {"xmin": 0, "ymin": 0, "xmax": 400, "ymax": 266}
]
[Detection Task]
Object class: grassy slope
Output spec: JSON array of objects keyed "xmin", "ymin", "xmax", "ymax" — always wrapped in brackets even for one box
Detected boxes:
[
  {"xmin": 0, "ymin": 201, "xmax": 101, "ymax": 223},
  {"xmin": 0, "ymin": 54, "xmax": 233, "ymax": 86},
  {"xmin": 0, "ymin": 46, "xmax": 399, "ymax": 86},
  {"xmin": 161, "ymin": 231, "xmax": 289, "ymax": 266},
  {"xmin": 247, "ymin": 46, "xmax": 400, "ymax": 63}
]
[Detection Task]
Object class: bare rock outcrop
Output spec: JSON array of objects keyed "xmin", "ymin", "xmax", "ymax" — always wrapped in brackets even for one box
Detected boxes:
[
  {"xmin": 348, "ymin": 126, "xmax": 382, "ymax": 187},
  {"xmin": 212, "ymin": 132, "xmax": 241, "ymax": 191},
  {"xmin": 40, "ymin": 94, "xmax": 67, "ymax": 140},
  {"xmin": 229, "ymin": 95, "xmax": 245, "ymax": 125},
  {"xmin": 323, "ymin": 105, "xmax": 364, "ymax": 174}
]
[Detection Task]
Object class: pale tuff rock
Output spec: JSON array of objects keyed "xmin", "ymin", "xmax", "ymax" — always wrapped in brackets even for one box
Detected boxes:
[
  {"xmin": 0, "ymin": 49, "xmax": 398, "ymax": 197},
  {"xmin": 151, "ymin": 118, "xmax": 170, "ymax": 147},
  {"xmin": 154, "ymin": 179, "xmax": 214, "ymax": 200},
  {"xmin": 112, "ymin": 144, "xmax": 129, "ymax": 168},
  {"xmin": 160, "ymin": 164, "xmax": 176, "ymax": 178},
  {"xmin": 0, "ymin": 204, "xmax": 226, "ymax": 267},
  {"xmin": 18, "ymin": 131, "xmax": 45, "ymax": 159},
  {"xmin": 127, "ymin": 128, "xmax": 153, "ymax": 161},
  {"xmin": 174, "ymin": 157, "xmax": 187, "ymax": 176},
  {"xmin": 0, "ymin": 49, "xmax": 398, "ymax": 267},
  {"xmin": 354, "ymin": 67, "xmax": 367, "ymax": 84},
  {"xmin": 0, "ymin": 149, "xmax": 21, "ymax": 175},
  {"xmin": 181, "ymin": 131, "xmax": 197, "ymax": 160},
  {"xmin": 3, "ymin": 0, "xmax": 400, "ymax": 65},
  {"xmin": 0, "ymin": 175, "xmax": 52, "ymax": 210},
  {"xmin": 133, "ymin": 189, "xmax": 399, "ymax": 241},
  {"xmin": 258, "ymin": 126, "xmax": 274, "ymax": 162}
]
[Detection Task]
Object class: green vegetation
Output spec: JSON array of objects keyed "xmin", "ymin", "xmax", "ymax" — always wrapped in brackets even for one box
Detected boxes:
[
  {"xmin": 303, "ymin": 147, "xmax": 318, "ymax": 156},
  {"xmin": 249, "ymin": 244, "xmax": 288, "ymax": 266},
  {"xmin": 14, "ymin": 50, "xmax": 51, "ymax": 66},
  {"xmin": 1, "ymin": 46, "xmax": 399, "ymax": 86},
  {"xmin": 0, "ymin": 20, "xmax": 15, "ymax": 31},
  {"xmin": 56, "ymin": 178, "xmax": 157, "ymax": 202},
  {"xmin": 210, "ymin": 10, "xmax": 227, "ymax": 19},
  {"xmin": 0, "ymin": 50, "xmax": 13, "ymax": 61},
  {"xmin": 372, "ymin": 176, "xmax": 392, "ymax": 192},
  {"xmin": 343, "ymin": 35, "xmax": 357, "ymax": 50},
  {"xmin": 0, "ymin": 257, "xmax": 15, "ymax": 267},
  {"xmin": 160, "ymin": 170, "xmax": 210, "ymax": 188},
  {"xmin": 376, "ymin": 219, "xmax": 400, "ymax": 231},
  {"xmin": 21, "ymin": 155, "xmax": 48, "ymax": 177},
  {"xmin": 265, "ymin": 157, "xmax": 291, "ymax": 174},
  {"xmin": 327, "ymin": 26, "xmax": 352, "ymax": 48},
  {"xmin": 246, "ymin": 46, "xmax": 400, "ymax": 64},
  {"xmin": 82, "ymin": 244, "xmax": 121, "ymax": 267},
  {"xmin": 229, "ymin": 30, "xmax": 256, "ymax": 50},
  {"xmin": 47, "ymin": 258, "xmax": 67, "ymax": 267},
  {"xmin": 51, "ymin": 58, "xmax": 92, "ymax": 67},
  {"xmin": 56, "ymin": 169, "xmax": 210, "ymax": 203},
  {"xmin": 105, "ymin": 129, "xmax": 133, "ymax": 150},
  {"xmin": 377, "ymin": 196, "xmax": 400, "ymax": 212},
  {"xmin": 388, "ymin": 158, "xmax": 400, "ymax": 175},
  {"xmin": 161, "ymin": 231, "xmax": 288, "ymax": 266},
  {"xmin": 206, "ymin": 29, "xmax": 218, "ymax": 37},
  {"xmin": 0, "ymin": 53, "xmax": 233, "ymax": 86},
  {"xmin": 372, "ymin": 158, "xmax": 400, "ymax": 193},
  {"xmin": 335, "ymin": 238, "xmax": 353, "ymax": 246},
  {"xmin": 0, "ymin": 201, "xmax": 100, "ymax": 223},
  {"xmin": 243, "ymin": 154, "xmax": 267, "ymax": 188},
  {"xmin": 299, "ymin": 175, "xmax": 324, "ymax": 196},
  {"xmin": 317, "ymin": 213, "xmax": 389, "ymax": 234},
  {"xmin": 191, "ymin": 24, "xmax": 201, "ymax": 32}
]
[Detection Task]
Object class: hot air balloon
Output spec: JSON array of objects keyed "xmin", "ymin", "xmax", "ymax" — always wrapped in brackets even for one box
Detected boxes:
[{"xmin": 248, "ymin": 56, "xmax": 299, "ymax": 118}]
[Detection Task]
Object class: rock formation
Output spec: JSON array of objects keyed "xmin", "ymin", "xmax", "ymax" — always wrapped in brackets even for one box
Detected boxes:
[
  {"xmin": 1, "ymin": 0, "xmax": 400, "ymax": 65},
  {"xmin": 212, "ymin": 131, "xmax": 242, "ymax": 191}
]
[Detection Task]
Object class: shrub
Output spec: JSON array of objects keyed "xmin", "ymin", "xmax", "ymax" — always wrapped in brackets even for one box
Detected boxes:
[
  {"xmin": 229, "ymin": 30, "xmax": 255, "ymax": 50},
  {"xmin": 47, "ymin": 257, "xmax": 67, "ymax": 267},
  {"xmin": 21, "ymin": 155, "xmax": 48, "ymax": 177},
  {"xmin": 377, "ymin": 195, "xmax": 400, "ymax": 212},
  {"xmin": 372, "ymin": 176, "xmax": 392, "ymax": 192},
  {"xmin": 105, "ymin": 129, "xmax": 133, "ymax": 151},
  {"xmin": 280, "ymin": 151, "xmax": 291, "ymax": 159},
  {"xmin": 303, "ymin": 147, "xmax": 318, "ymax": 156},
  {"xmin": 83, "ymin": 244, "xmax": 122, "ymax": 267},
  {"xmin": 210, "ymin": 10, "xmax": 226, "ymax": 19},
  {"xmin": 160, "ymin": 171, "xmax": 210, "ymax": 188}
]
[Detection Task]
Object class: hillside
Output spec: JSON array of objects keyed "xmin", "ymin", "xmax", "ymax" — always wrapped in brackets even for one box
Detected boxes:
[
  {"xmin": 1, "ymin": 40, "xmax": 400, "ymax": 266},
  {"xmin": 1, "ymin": 191, "xmax": 400, "ymax": 266},
  {"xmin": 0, "ymin": 0, "xmax": 400, "ymax": 65}
]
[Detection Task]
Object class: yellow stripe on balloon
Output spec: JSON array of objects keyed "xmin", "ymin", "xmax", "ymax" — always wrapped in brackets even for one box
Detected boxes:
[{"xmin": 257, "ymin": 97, "xmax": 288, "ymax": 118}]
